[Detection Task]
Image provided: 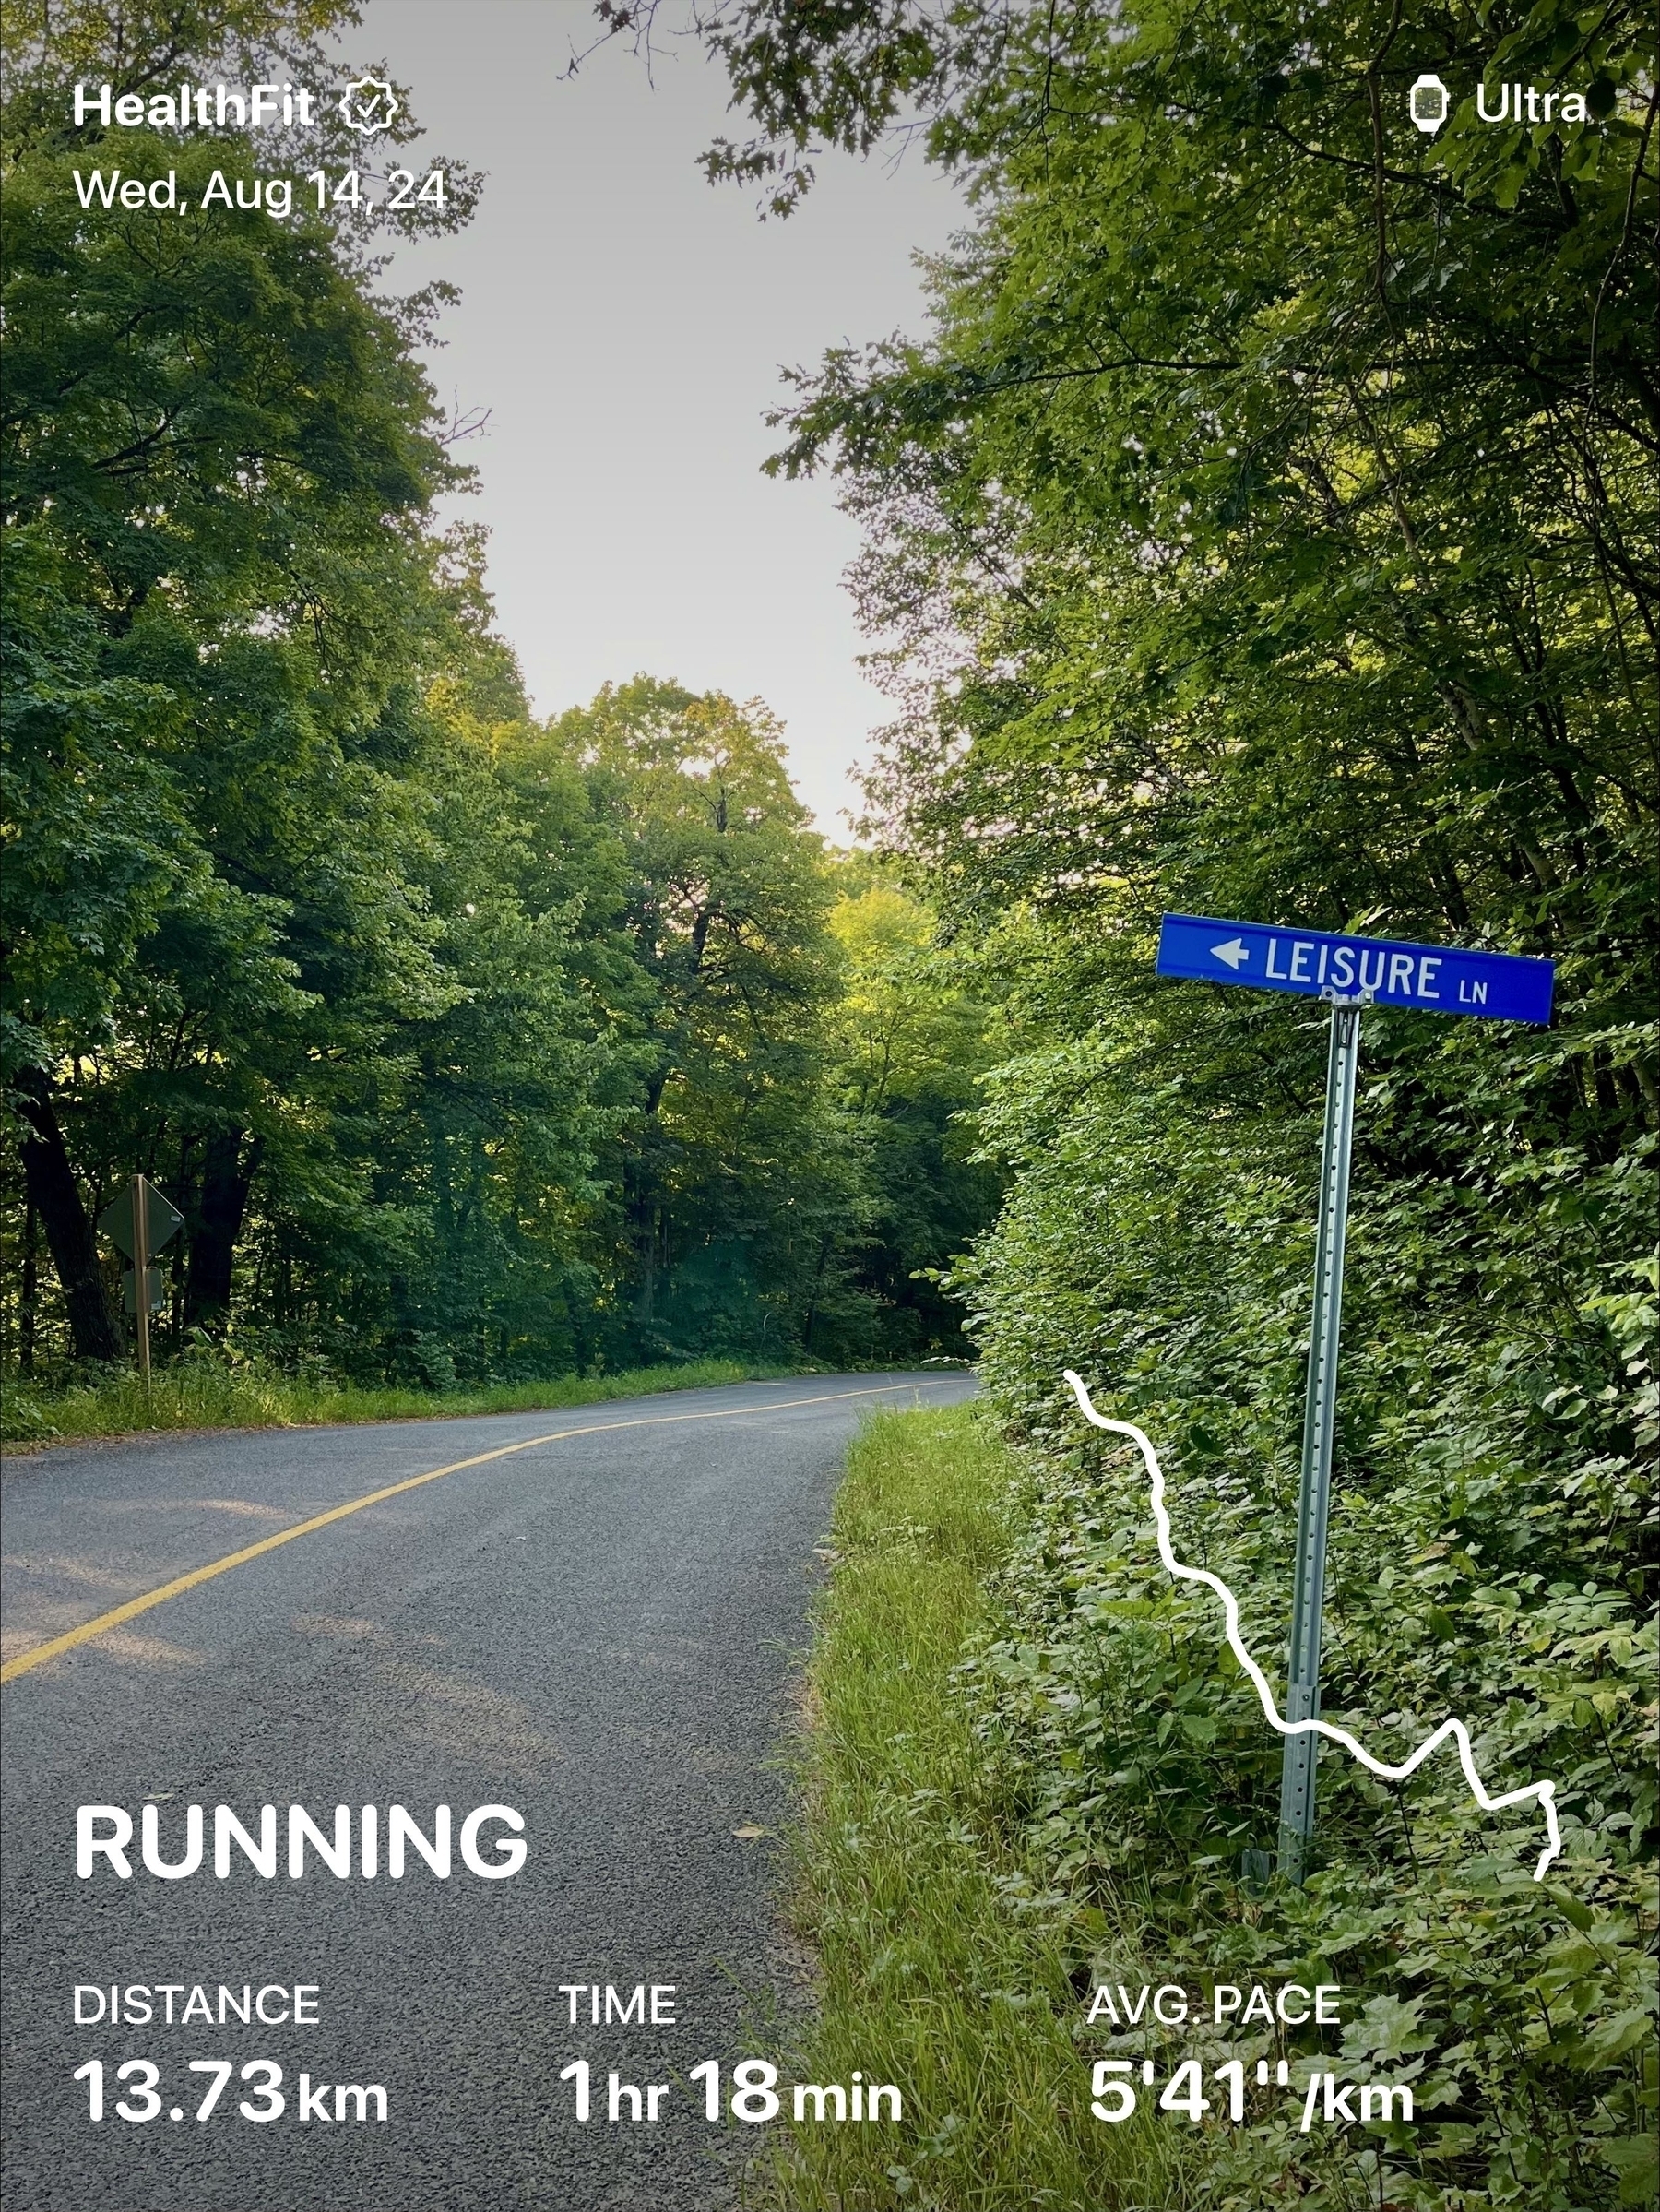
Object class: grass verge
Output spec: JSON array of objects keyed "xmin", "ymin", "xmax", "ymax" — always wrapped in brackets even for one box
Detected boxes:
[
  {"xmin": 1, "ymin": 1354, "xmax": 817, "ymax": 1451},
  {"xmin": 773, "ymin": 1401, "xmax": 1183, "ymax": 2211}
]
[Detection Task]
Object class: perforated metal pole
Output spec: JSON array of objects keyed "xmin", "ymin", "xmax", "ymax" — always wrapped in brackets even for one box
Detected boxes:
[{"xmin": 1277, "ymin": 1001, "xmax": 1361, "ymax": 1882}]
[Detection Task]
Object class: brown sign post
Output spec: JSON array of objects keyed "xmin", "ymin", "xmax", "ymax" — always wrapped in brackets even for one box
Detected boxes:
[{"xmin": 97, "ymin": 1177, "xmax": 184, "ymax": 1388}]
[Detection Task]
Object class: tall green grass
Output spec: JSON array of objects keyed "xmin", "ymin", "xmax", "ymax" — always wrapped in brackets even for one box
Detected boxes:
[
  {"xmin": 774, "ymin": 1402, "xmax": 1184, "ymax": 2210},
  {"xmin": 2, "ymin": 1353, "xmax": 814, "ymax": 1450}
]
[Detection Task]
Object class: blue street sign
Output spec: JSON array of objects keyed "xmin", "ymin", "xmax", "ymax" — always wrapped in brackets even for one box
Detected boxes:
[{"xmin": 1156, "ymin": 913, "xmax": 1554, "ymax": 1025}]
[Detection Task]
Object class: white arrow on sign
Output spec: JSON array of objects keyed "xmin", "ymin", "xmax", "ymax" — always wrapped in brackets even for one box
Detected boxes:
[{"xmin": 1210, "ymin": 937, "xmax": 1249, "ymax": 970}]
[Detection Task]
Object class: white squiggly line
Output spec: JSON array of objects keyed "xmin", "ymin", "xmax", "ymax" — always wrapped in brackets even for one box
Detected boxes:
[{"xmin": 1061, "ymin": 1370, "xmax": 1561, "ymax": 1880}]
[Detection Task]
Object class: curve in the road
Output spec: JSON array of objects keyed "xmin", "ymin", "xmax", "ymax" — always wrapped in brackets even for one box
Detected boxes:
[{"xmin": 1, "ymin": 1382, "xmax": 943, "ymax": 1685}]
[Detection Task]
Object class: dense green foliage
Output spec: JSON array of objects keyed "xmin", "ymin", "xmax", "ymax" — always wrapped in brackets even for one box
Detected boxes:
[
  {"xmin": 668, "ymin": 2, "xmax": 1658, "ymax": 2205},
  {"xmin": 785, "ymin": 1397, "xmax": 1655, "ymax": 2212},
  {"xmin": 0, "ymin": 1, "xmax": 999, "ymax": 1392},
  {"xmin": 2, "ymin": 1350, "xmax": 792, "ymax": 1450},
  {"xmin": 957, "ymin": 1083, "xmax": 1654, "ymax": 2205}
]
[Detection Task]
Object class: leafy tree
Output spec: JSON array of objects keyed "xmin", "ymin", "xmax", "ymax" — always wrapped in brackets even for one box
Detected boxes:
[
  {"xmin": 531, "ymin": 679, "xmax": 862, "ymax": 1360},
  {"xmin": 826, "ymin": 862, "xmax": 1002, "ymax": 1355},
  {"xmin": 1, "ymin": 129, "xmax": 457, "ymax": 1343},
  {"xmin": 0, "ymin": 3, "xmax": 583, "ymax": 1367}
]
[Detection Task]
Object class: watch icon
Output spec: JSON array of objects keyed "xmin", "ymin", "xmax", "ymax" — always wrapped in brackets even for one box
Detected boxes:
[{"xmin": 1408, "ymin": 73, "xmax": 1450, "ymax": 134}]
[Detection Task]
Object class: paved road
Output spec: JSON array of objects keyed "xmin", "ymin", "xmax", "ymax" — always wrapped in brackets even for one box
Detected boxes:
[{"xmin": 1, "ymin": 1372, "xmax": 973, "ymax": 2210}]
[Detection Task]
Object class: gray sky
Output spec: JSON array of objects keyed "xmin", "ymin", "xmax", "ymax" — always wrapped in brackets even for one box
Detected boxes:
[{"xmin": 349, "ymin": 0, "xmax": 961, "ymax": 831}]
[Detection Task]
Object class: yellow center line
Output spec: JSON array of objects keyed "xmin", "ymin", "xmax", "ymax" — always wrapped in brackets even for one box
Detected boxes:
[{"xmin": 1, "ymin": 1382, "xmax": 954, "ymax": 1685}]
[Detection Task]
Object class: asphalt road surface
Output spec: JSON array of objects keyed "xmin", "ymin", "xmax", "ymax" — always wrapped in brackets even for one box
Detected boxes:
[{"xmin": 1, "ymin": 1371, "xmax": 974, "ymax": 2211}]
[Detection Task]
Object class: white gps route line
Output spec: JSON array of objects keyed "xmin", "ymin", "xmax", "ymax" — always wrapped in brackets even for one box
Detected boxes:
[{"xmin": 1061, "ymin": 1371, "xmax": 1561, "ymax": 1880}]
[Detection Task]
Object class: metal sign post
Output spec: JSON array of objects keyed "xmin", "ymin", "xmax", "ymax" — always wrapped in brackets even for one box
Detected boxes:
[
  {"xmin": 98, "ymin": 1176, "xmax": 184, "ymax": 1389},
  {"xmin": 1154, "ymin": 914, "xmax": 1555, "ymax": 1883},
  {"xmin": 1276, "ymin": 997, "xmax": 1361, "ymax": 1881},
  {"xmin": 133, "ymin": 1173, "xmax": 151, "ymax": 1389}
]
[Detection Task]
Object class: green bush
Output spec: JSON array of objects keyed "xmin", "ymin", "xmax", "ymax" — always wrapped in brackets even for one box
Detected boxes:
[
  {"xmin": 951, "ymin": 1032, "xmax": 1656, "ymax": 2208},
  {"xmin": 1, "ymin": 1344, "xmax": 812, "ymax": 1446}
]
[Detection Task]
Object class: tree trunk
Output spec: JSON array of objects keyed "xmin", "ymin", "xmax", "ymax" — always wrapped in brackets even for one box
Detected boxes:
[
  {"xmin": 800, "ymin": 1231, "xmax": 834, "ymax": 1358},
  {"xmin": 184, "ymin": 1128, "xmax": 262, "ymax": 1335},
  {"xmin": 19, "ymin": 1193, "xmax": 38, "ymax": 1374},
  {"xmin": 14, "ymin": 1067, "xmax": 123, "ymax": 1364}
]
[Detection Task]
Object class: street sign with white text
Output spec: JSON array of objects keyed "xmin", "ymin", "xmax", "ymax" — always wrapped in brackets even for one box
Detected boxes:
[{"xmin": 1156, "ymin": 913, "xmax": 1554, "ymax": 1024}]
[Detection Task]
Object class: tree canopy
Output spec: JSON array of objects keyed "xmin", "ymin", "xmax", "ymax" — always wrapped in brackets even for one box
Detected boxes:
[{"xmin": 1, "ymin": 2, "xmax": 998, "ymax": 1382}]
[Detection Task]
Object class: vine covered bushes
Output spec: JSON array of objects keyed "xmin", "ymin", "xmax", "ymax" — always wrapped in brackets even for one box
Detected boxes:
[{"xmin": 953, "ymin": 1012, "xmax": 1654, "ymax": 2205}]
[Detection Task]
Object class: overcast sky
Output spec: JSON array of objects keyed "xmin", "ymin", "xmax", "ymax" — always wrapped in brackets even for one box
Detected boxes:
[{"xmin": 345, "ymin": 0, "xmax": 961, "ymax": 831}]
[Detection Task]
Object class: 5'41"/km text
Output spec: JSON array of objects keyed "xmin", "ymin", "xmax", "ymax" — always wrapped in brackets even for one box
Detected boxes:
[{"xmin": 1092, "ymin": 2057, "xmax": 1416, "ymax": 2133}]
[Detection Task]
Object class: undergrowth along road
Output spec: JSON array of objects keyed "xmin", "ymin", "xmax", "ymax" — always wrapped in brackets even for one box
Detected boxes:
[
  {"xmin": 770, "ymin": 1401, "xmax": 1185, "ymax": 2211},
  {"xmin": 2, "ymin": 1353, "xmax": 842, "ymax": 1450},
  {"xmin": 774, "ymin": 1397, "xmax": 1655, "ymax": 2212}
]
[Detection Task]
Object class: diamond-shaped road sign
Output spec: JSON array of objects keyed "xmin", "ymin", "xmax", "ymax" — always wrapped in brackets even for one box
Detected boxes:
[{"xmin": 98, "ymin": 1182, "xmax": 184, "ymax": 1260}]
